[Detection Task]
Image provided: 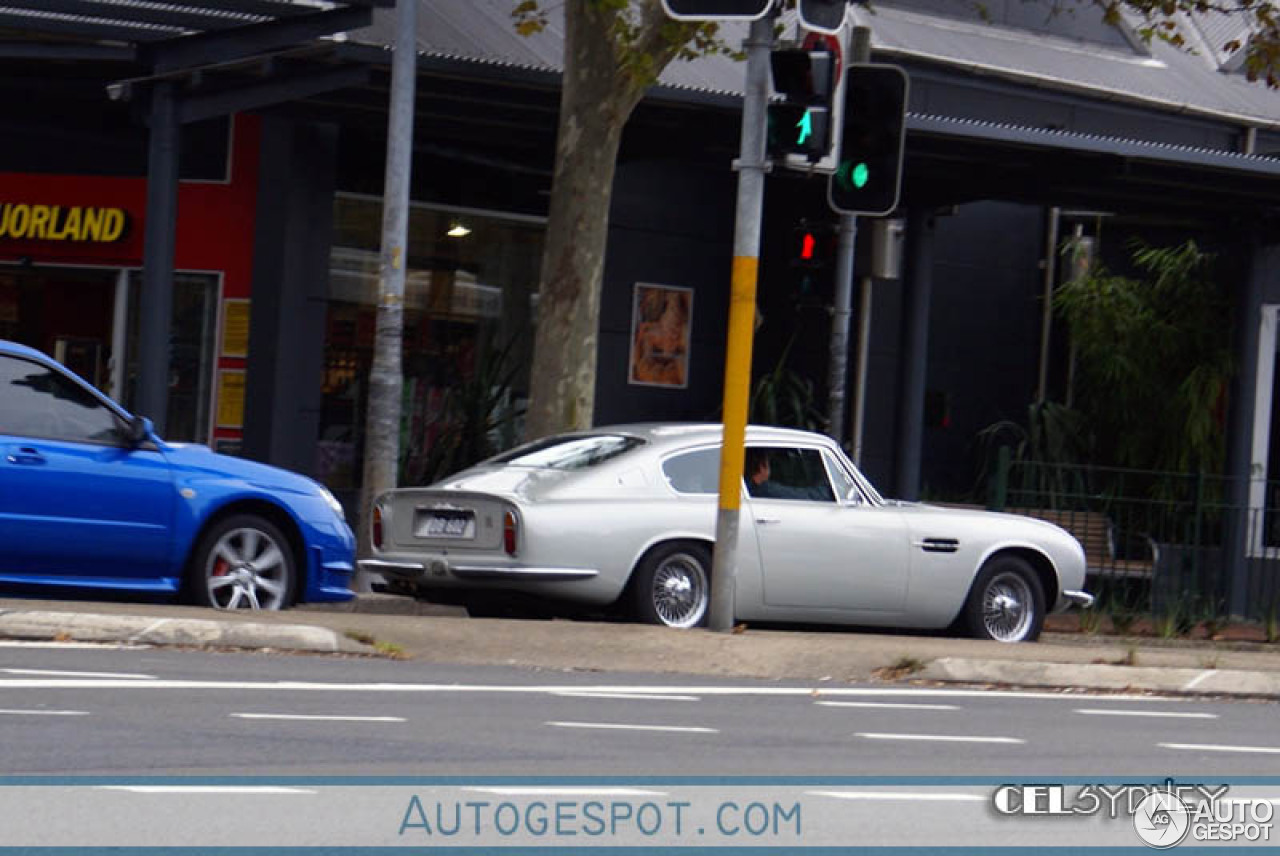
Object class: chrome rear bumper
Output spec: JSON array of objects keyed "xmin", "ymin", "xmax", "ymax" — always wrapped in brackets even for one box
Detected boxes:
[
  {"xmin": 358, "ymin": 558, "xmax": 597, "ymax": 582},
  {"xmin": 1062, "ymin": 589, "xmax": 1095, "ymax": 609}
]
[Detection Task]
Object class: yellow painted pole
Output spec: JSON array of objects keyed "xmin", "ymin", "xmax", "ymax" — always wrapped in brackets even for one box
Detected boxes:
[
  {"xmin": 716, "ymin": 256, "xmax": 760, "ymax": 504},
  {"xmin": 708, "ymin": 13, "xmax": 773, "ymax": 632}
]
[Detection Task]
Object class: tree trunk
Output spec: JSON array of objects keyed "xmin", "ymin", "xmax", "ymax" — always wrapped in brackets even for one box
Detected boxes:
[{"xmin": 523, "ymin": 1, "xmax": 638, "ymax": 440}]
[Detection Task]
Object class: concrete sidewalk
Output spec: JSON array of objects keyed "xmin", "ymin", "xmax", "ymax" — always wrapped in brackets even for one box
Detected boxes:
[{"xmin": 1, "ymin": 595, "xmax": 1278, "ymax": 698}]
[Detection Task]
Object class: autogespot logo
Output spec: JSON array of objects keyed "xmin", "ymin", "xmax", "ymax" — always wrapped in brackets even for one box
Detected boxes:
[{"xmin": 1133, "ymin": 790, "xmax": 1191, "ymax": 849}]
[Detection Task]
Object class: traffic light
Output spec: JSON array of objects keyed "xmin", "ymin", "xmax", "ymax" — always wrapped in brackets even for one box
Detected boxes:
[
  {"xmin": 791, "ymin": 222, "xmax": 833, "ymax": 267},
  {"xmin": 829, "ymin": 63, "xmax": 908, "ymax": 216},
  {"xmin": 797, "ymin": 0, "xmax": 846, "ymax": 34},
  {"xmin": 789, "ymin": 221, "xmax": 836, "ymax": 306},
  {"xmin": 660, "ymin": 0, "xmax": 773, "ymax": 20},
  {"xmin": 767, "ymin": 48, "xmax": 835, "ymax": 163}
]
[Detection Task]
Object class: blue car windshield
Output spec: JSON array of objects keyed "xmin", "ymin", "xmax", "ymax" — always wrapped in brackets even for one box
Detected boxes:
[{"xmin": 491, "ymin": 434, "xmax": 644, "ymax": 470}]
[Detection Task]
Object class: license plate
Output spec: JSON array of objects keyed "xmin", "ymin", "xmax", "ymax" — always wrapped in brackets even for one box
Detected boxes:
[{"xmin": 416, "ymin": 509, "xmax": 475, "ymax": 539}]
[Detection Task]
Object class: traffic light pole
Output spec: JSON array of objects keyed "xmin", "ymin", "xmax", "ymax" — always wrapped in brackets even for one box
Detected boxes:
[
  {"xmin": 708, "ymin": 11, "xmax": 774, "ymax": 633},
  {"xmin": 826, "ymin": 26, "xmax": 871, "ymax": 449}
]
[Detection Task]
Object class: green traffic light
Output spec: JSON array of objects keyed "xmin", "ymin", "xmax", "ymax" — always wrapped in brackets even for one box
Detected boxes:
[{"xmin": 836, "ymin": 160, "xmax": 872, "ymax": 191}]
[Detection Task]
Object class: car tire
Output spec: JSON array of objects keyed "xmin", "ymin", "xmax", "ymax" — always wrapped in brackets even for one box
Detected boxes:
[
  {"xmin": 963, "ymin": 555, "xmax": 1045, "ymax": 643},
  {"xmin": 632, "ymin": 541, "xmax": 711, "ymax": 629},
  {"xmin": 189, "ymin": 514, "xmax": 296, "ymax": 611}
]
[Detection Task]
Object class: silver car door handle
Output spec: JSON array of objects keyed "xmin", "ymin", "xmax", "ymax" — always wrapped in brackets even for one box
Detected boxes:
[{"xmin": 755, "ymin": 517, "xmax": 781, "ymax": 525}]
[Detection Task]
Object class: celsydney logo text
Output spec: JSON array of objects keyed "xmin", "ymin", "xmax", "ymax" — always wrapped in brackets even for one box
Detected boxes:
[{"xmin": 991, "ymin": 783, "xmax": 1230, "ymax": 819}]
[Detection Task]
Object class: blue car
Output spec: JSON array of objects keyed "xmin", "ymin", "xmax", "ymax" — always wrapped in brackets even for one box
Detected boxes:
[{"xmin": 0, "ymin": 340, "xmax": 355, "ymax": 610}]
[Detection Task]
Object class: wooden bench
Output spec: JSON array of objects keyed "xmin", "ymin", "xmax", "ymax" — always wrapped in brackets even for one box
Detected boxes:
[{"xmin": 1009, "ymin": 507, "xmax": 1156, "ymax": 580}]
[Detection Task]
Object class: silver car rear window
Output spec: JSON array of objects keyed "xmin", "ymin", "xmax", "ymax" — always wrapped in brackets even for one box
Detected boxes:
[{"xmin": 491, "ymin": 434, "xmax": 645, "ymax": 469}]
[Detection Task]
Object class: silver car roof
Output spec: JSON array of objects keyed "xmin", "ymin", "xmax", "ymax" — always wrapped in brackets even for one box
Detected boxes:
[{"xmin": 589, "ymin": 422, "xmax": 841, "ymax": 453}]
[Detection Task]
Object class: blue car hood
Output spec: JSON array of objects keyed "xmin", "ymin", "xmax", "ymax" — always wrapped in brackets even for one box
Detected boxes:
[{"xmin": 161, "ymin": 443, "xmax": 319, "ymax": 496}]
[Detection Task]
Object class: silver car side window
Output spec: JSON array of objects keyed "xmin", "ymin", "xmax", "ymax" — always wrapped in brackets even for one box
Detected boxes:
[
  {"xmin": 745, "ymin": 446, "xmax": 836, "ymax": 502},
  {"xmin": 661, "ymin": 447, "xmax": 719, "ymax": 495}
]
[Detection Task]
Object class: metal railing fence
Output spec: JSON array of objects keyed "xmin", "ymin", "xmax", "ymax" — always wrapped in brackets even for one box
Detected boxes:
[{"xmin": 985, "ymin": 447, "xmax": 1280, "ymax": 629}]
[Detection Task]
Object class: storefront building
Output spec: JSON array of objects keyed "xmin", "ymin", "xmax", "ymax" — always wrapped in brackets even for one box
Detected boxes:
[
  {"xmin": 0, "ymin": 117, "xmax": 262, "ymax": 452},
  {"xmin": 319, "ymin": 196, "xmax": 545, "ymax": 498}
]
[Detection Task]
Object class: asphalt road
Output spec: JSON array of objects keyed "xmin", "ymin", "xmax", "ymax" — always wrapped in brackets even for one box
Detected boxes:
[{"xmin": 1, "ymin": 642, "xmax": 1277, "ymax": 778}]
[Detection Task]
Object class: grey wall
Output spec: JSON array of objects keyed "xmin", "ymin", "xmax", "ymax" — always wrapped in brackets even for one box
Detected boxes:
[
  {"xmin": 242, "ymin": 116, "xmax": 338, "ymax": 477},
  {"xmin": 594, "ymin": 159, "xmax": 736, "ymax": 426},
  {"xmin": 920, "ymin": 201, "xmax": 1045, "ymax": 497}
]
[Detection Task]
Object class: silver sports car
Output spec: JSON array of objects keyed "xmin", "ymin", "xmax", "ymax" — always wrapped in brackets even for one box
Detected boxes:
[{"xmin": 361, "ymin": 424, "xmax": 1093, "ymax": 642}]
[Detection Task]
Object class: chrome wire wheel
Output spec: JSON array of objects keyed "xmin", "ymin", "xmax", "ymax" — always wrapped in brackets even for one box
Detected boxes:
[
  {"xmin": 980, "ymin": 570, "xmax": 1035, "ymax": 642},
  {"xmin": 649, "ymin": 551, "xmax": 709, "ymax": 629},
  {"xmin": 202, "ymin": 523, "xmax": 291, "ymax": 610}
]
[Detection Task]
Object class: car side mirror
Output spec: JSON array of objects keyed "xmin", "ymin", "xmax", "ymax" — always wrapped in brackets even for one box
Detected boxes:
[{"xmin": 127, "ymin": 414, "xmax": 154, "ymax": 448}]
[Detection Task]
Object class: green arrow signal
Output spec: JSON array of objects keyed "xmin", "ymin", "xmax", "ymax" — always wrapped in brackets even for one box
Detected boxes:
[{"xmin": 795, "ymin": 109, "xmax": 813, "ymax": 145}]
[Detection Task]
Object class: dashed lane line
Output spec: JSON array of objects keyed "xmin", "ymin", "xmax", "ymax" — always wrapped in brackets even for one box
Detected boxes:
[
  {"xmin": 546, "ymin": 721, "xmax": 718, "ymax": 734},
  {"xmin": 856, "ymin": 732, "xmax": 1025, "ymax": 745},
  {"xmin": 1160, "ymin": 742, "xmax": 1280, "ymax": 755},
  {"xmin": 1075, "ymin": 708, "xmax": 1218, "ymax": 719},
  {"xmin": 817, "ymin": 701, "xmax": 959, "ymax": 710},
  {"xmin": 3, "ymin": 668, "xmax": 155, "ymax": 680},
  {"xmin": 230, "ymin": 713, "xmax": 407, "ymax": 722}
]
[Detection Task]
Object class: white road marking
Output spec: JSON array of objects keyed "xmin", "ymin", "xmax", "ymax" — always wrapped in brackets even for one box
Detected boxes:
[
  {"xmin": 817, "ymin": 701, "xmax": 959, "ymax": 710},
  {"xmin": 230, "ymin": 713, "xmax": 406, "ymax": 722},
  {"xmin": 0, "ymin": 679, "xmax": 1171, "ymax": 702},
  {"xmin": 0, "ymin": 641, "xmax": 147, "ymax": 650},
  {"xmin": 98, "ymin": 786, "xmax": 315, "ymax": 794},
  {"xmin": 808, "ymin": 790, "xmax": 985, "ymax": 802},
  {"xmin": 552, "ymin": 691, "xmax": 699, "ymax": 702},
  {"xmin": 1160, "ymin": 742, "xmax": 1280, "ymax": 755},
  {"xmin": 856, "ymin": 732, "xmax": 1024, "ymax": 744},
  {"xmin": 0, "ymin": 708, "xmax": 88, "ymax": 716},
  {"xmin": 3, "ymin": 668, "xmax": 155, "ymax": 680},
  {"xmin": 546, "ymin": 721, "xmax": 717, "ymax": 734},
  {"xmin": 1076, "ymin": 708, "xmax": 1218, "ymax": 719},
  {"xmin": 464, "ymin": 787, "xmax": 668, "ymax": 796}
]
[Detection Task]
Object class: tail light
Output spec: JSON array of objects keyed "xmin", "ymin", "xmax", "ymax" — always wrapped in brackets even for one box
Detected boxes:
[
  {"xmin": 503, "ymin": 510, "xmax": 518, "ymax": 556},
  {"xmin": 372, "ymin": 505, "xmax": 384, "ymax": 551}
]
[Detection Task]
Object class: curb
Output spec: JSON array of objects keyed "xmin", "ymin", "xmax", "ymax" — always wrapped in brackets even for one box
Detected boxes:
[
  {"xmin": 920, "ymin": 656, "xmax": 1280, "ymax": 698},
  {"xmin": 0, "ymin": 610, "xmax": 374, "ymax": 656}
]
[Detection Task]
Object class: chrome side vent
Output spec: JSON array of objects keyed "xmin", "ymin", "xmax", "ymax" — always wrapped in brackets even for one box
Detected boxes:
[{"xmin": 919, "ymin": 537, "xmax": 959, "ymax": 554}]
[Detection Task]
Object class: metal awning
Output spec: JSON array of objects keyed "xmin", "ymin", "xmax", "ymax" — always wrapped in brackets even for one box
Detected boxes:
[
  {"xmin": 0, "ymin": 2, "xmax": 385, "ymax": 49},
  {"xmin": 902, "ymin": 111, "xmax": 1280, "ymax": 213},
  {"xmin": 911, "ymin": 112, "xmax": 1280, "ymax": 177}
]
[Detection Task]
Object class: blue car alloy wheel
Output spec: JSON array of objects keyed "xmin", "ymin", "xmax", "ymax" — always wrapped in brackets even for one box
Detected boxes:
[{"xmin": 191, "ymin": 514, "xmax": 296, "ymax": 610}]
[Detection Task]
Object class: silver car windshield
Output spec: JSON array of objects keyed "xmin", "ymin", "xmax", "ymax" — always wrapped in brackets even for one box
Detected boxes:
[{"xmin": 491, "ymin": 434, "xmax": 645, "ymax": 470}]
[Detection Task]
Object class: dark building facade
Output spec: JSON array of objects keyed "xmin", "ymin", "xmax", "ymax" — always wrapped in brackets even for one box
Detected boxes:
[{"xmin": 4, "ymin": 0, "xmax": 1280, "ymax": 614}]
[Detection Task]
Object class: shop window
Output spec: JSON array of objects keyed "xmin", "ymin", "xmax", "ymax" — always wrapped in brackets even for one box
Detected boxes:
[{"xmin": 320, "ymin": 195, "xmax": 543, "ymax": 494}]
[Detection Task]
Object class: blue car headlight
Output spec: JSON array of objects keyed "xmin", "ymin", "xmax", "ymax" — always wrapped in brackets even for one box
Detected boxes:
[{"xmin": 318, "ymin": 486, "xmax": 346, "ymax": 521}]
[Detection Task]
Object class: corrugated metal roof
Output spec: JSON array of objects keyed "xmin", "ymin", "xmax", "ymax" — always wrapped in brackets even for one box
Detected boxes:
[
  {"xmin": 854, "ymin": 2, "xmax": 1280, "ymax": 128},
  {"xmin": 349, "ymin": 1, "xmax": 1280, "ymax": 128},
  {"xmin": 349, "ymin": 0, "xmax": 749, "ymax": 97}
]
